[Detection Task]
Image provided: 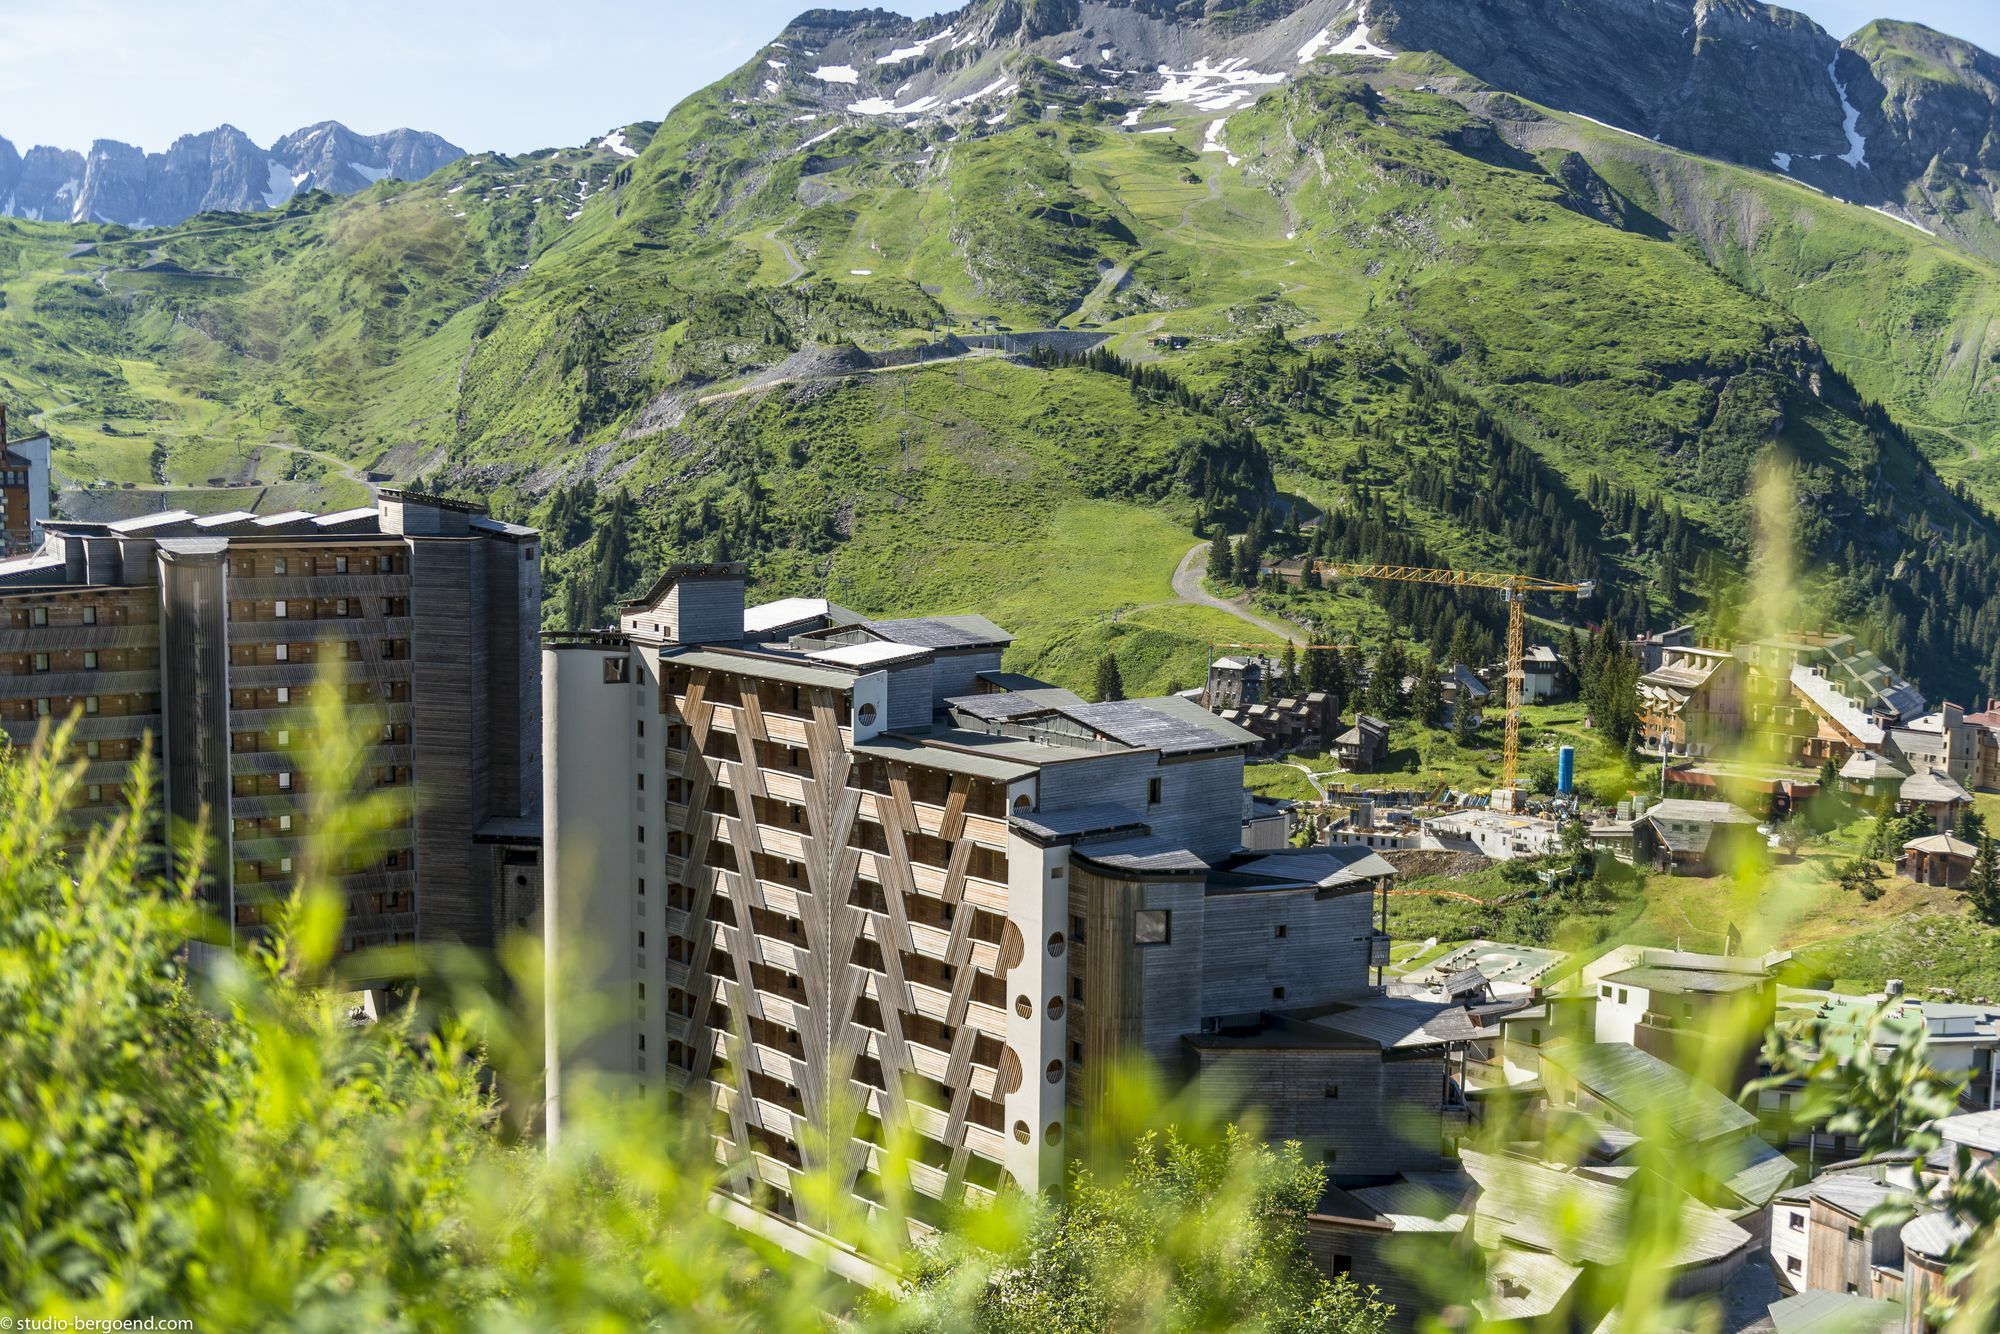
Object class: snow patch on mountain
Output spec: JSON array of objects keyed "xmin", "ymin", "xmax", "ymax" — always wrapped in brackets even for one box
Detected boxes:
[
  {"xmin": 1829, "ymin": 58, "xmax": 1868, "ymax": 169},
  {"xmin": 878, "ymin": 27, "xmax": 953, "ymax": 64},
  {"xmin": 813, "ymin": 65, "xmax": 860, "ymax": 84},
  {"xmin": 598, "ymin": 131, "xmax": 637, "ymax": 158},
  {"xmin": 1148, "ymin": 57, "xmax": 1284, "ymax": 113},
  {"xmin": 261, "ymin": 159, "xmax": 297, "ymax": 209},
  {"xmin": 1201, "ymin": 117, "xmax": 1240, "ymax": 166}
]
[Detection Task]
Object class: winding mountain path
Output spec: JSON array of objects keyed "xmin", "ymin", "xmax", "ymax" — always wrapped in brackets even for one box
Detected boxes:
[
  {"xmin": 764, "ymin": 228, "xmax": 807, "ymax": 284},
  {"xmin": 1170, "ymin": 541, "xmax": 1304, "ymax": 644}
]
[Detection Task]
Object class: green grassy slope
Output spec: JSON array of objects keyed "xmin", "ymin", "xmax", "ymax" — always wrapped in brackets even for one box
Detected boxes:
[{"xmin": 4, "ymin": 60, "xmax": 2000, "ymax": 697}]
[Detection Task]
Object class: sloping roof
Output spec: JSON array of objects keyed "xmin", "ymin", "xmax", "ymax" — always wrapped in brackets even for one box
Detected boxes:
[
  {"xmin": 1901, "ymin": 767, "xmax": 1972, "ymax": 805},
  {"xmin": 945, "ymin": 687, "xmax": 1085, "ymax": 722},
  {"xmin": 1790, "ymin": 663, "xmax": 1886, "ymax": 746},
  {"xmin": 1073, "ymin": 835, "xmax": 1209, "ymax": 875},
  {"xmin": 1600, "ymin": 965, "xmax": 1767, "ymax": 995},
  {"xmin": 1459, "ymin": 1149, "xmax": 1750, "ymax": 1269},
  {"xmin": 1302, "ymin": 995, "xmax": 1481, "ymax": 1049},
  {"xmin": 1939, "ymin": 1108, "xmax": 2000, "ymax": 1153},
  {"xmin": 1539, "ymin": 1043, "xmax": 1757, "ymax": 1144},
  {"xmin": 1840, "ymin": 749, "xmax": 1909, "ymax": 781},
  {"xmin": 1221, "ymin": 845, "xmax": 1397, "ymax": 893},
  {"xmin": 1061, "ymin": 697, "xmax": 1255, "ymax": 754},
  {"xmin": 861, "ymin": 613, "xmax": 1011, "ymax": 650},
  {"xmin": 1645, "ymin": 799, "xmax": 1760, "ymax": 826},
  {"xmin": 743, "ymin": 595, "xmax": 833, "ymax": 636},
  {"xmin": 1479, "ymin": 1245, "xmax": 1584, "ymax": 1324},
  {"xmin": 1009, "ymin": 802, "xmax": 1149, "ymax": 842},
  {"xmin": 1711, "ymin": 1134, "xmax": 1798, "ymax": 1208},
  {"xmin": 1767, "ymin": 1291, "xmax": 1902, "ymax": 1334},
  {"xmin": 1901, "ymin": 1211, "xmax": 1973, "ymax": 1260},
  {"xmin": 1903, "ymin": 833, "xmax": 1976, "ymax": 858},
  {"xmin": 1347, "ymin": 1173, "xmax": 1475, "ymax": 1233},
  {"xmin": 805, "ymin": 640, "xmax": 929, "ymax": 668}
]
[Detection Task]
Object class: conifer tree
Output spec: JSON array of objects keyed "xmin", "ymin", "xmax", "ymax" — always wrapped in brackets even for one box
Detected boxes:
[
  {"xmin": 1208, "ymin": 526, "xmax": 1234, "ymax": 583},
  {"xmin": 1968, "ymin": 836, "xmax": 2000, "ymax": 925},
  {"xmin": 1095, "ymin": 653, "xmax": 1127, "ymax": 703},
  {"xmin": 1411, "ymin": 653, "xmax": 1443, "ymax": 728}
]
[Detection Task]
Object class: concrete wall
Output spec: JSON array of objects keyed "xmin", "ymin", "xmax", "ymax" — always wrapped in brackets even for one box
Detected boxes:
[
  {"xmin": 1002, "ymin": 827, "xmax": 1070, "ymax": 1193},
  {"xmin": 543, "ymin": 640, "xmax": 642, "ymax": 1144}
]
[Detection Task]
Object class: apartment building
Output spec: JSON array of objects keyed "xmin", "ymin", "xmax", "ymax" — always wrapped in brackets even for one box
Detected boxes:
[
  {"xmin": 0, "ymin": 491, "xmax": 541, "ymax": 957},
  {"xmin": 0, "ymin": 429, "xmax": 51, "ymax": 554},
  {"xmin": 542, "ymin": 565, "xmax": 1433, "ymax": 1241}
]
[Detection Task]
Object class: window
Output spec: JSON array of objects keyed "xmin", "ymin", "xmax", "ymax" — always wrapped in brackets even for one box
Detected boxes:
[
  {"xmin": 1272, "ymin": 986, "xmax": 1287, "ymax": 1001},
  {"xmin": 277, "ymin": 772, "xmax": 292, "ymax": 790},
  {"xmin": 525, "ymin": 547, "xmax": 535, "ymax": 562},
  {"xmin": 87, "ymin": 784, "xmax": 102, "ymax": 803},
  {"xmin": 1789, "ymin": 1211, "xmax": 1805, "ymax": 1232},
  {"xmin": 1147, "ymin": 776, "xmax": 1162, "ymax": 805},
  {"xmin": 1324, "ymin": 1085, "xmax": 1340, "ymax": 1099},
  {"xmin": 334, "ymin": 556, "xmax": 349, "ymax": 574},
  {"xmin": 279, "ymin": 814, "xmax": 292, "ymax": 832},
  {"xmin": 273, "ymin": 558, "xmax": 287, "ymax": 575},
  {"xmin": 1599, "ymin": 984, "xmax": 1612, "ymax": 998},
  {"xmin": 1070, "ymin": 913, "xmax": 1086, "ymax": 943},
  {"xmin": 31, "ymin": 607, "xmax": 46, "ymax": 626},
  {"xmin": 637, "ymin": 931, "xmax": 646, "ymax": 948},
  {"xmin": 81, "ymin": 607, "xmax": 96, "ymax": 625},
  {"xmin": 82, "ymin": 651, "xmax": 97, "ymax": 670},
  {"xmin": 1134, "ymin": 909, "xmax": 1170, "ymax": 945},
  {"xmin": 31, "ymin": 653, "xmax": 47, "ymax": 673},
  {"xmin": 1330, "ymin": 1255, "xmax": 1351, "ymax": 1277},
  {"xmin": 1529, "ymin": 1027, "xmax": 1543, "ymax": 1046},
  {"xmin": 84, "ymin": 697, "xmax": 99, "ymax": 715},
  {"xmin": 279, "ymin": 856, "xmax": 293, "ymax": 875},
  {"xmin": 603, "ymin": 656, "xmax": 629, "ymax": 684},
  {"xmin": 1070, "ymin": 976, "xmax": 1083, "ymax": 1001},
  {"xmin": 274, "ymin": 600, "xmax": 288, "ymax": 619},
  {"xmin": 35, "ymin": 699, "xmax": 49, "ymax": 717},
  {"xmin": 1848, "ymin": 1226, "xmax": 1863, "ymax": 1241},
  {"xmin": 276, "ymin": 687, "xmax": 290, "ymax": 704},
  {"xmin": 1616, "ymin": 988, "xmax": 1628, "ymax": 1005},
  {"xmin": 275, "ymin": 644, "xmax": 290, "ymax": 662},
  {"xmin": 337, "ymin": 599, "xmax": 350, "ymax": 616},
  {"xmin": 1322, "ymin": 1149, "xmax": 1337, "ymax": 1165},
  {"xmin": 1274, "ymin": 923, "xmax": 1288, "ymax": 939},
  {"xmin": 276, "ymin": 730, "xmax": 290, "ymax": 746},
  {"xmin": 85, "ymin": 741, "xmax": 100, "ymax": 759}
]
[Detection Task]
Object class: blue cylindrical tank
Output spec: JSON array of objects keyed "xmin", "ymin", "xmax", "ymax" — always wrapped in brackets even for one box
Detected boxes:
[{"xmin": 1557, "ymin": 745, "xmax": 1575, "ymax": 794}]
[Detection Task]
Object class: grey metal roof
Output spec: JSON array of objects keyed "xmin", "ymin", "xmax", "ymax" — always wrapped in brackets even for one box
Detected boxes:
[
  {"xmin": 1939, "ymin": 1108, "xmax": 2000, "ymax": 1153},
  {"xmin": 1302, "ymin": 996, "xmax": 1481, "ymax": 1049},
  {"xmin": 1009, "ymin": 802, "xmax": 1148, "ymax": 842},
  {"xmin": 1540, "ymin": 1042, "xmax": 1757, "ymax": 1144},
  {"xmin": 1478, "ymin": 1244, "xmax": 1583, "ymax": 1323},
  {"xmin": 662, "ymin": 645, "xmax": 854, "ymax": 690},
  {"xmin": 851, "ymin": 730, "xmax": 1041, "ymax": 783},
  {"xmin": 1058, "ymin": 697, "xmax": 1255, "ymax": 754},
  {"xmin": 1901, "ymin": 767, "xmax": 1972, "ymax": 805},
  {"xmin": 1600, "ymin": 965, "xmax": 1767, "ymax": 995},
  {"xmin": 945, "ymin": 687, "xmax": 1084, "ymax": 722},
  {"xmin": 107, "ymin": 510, "xmax": 197, "ymax": 531},
  {"xmin": 1347, "ymin": 1174, "xmax": 1475, "ymax": 1233},
  {"xmin": 1901, "ymin": 1211, "xmax": 1972, "ymax": 1259},
  {"xmin": 1460, "ymin": 1149, "xmax": 1750, "ymax": 1269},
  {"xmin": 1712, "ymin": 1134, "xmax": 1798, "ymax": 1208},
  {"xmin": 1218, "ymin": 845, "xmax": 1397, "ymax": 893},
  {"xmin": 1073, "ymin": 835, "xmax": 1209, "ymax": 875},
  {"xmin": 1766, "ymin": 1290, "xmax": 1903, "ymax": 1334},
  {"xmin": 861, "ymin": 613, "xmax": 1011, "ymax": 649}
]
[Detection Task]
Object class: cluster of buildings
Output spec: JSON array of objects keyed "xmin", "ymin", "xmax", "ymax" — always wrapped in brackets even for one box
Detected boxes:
[{"xmin": 0, "ymin": 489, "xmax": 542, "ymax": 956}]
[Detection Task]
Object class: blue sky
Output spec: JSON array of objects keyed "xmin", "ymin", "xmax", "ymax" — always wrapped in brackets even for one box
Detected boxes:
[{"xmin": 0, "ymin": 1, "xmax": 1991, "ymax": 155}]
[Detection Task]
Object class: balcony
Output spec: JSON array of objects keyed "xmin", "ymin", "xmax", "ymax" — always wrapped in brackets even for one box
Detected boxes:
[
  {"xmin": 227, "ymin": 615, "xmax": 412, "ymax": 644},
  {"xmin": 963, "ymin": 1122, "xmax": 1009, "ymax": 1162},
  {"xmin": 906, "ymin": 979, "xmax": 952, "ymax": 1024},
  {"xmin": 0, "ymin": 711, "xmax": 160, "ymax": 747},
  {"xmin": 229, "ymin": 744, "xmax": 412, "ymax": 775},
  {"xmin": 0, "ymin": 623, "xmax": 158, "ymax": 652},
  {"xmin": 0, "ymin": 668, "xmax": 160, "ymax": 697},
  {"xmin": 228, "ymin": 660, "xmax": 412, "ymax": 689},
  {"xmin": 229, "ymin": 575, "xmax": 409, "ymax": 599},
  {"xmin": 228, "ymin": 702, "xmax": 412, "ymax": 729}
]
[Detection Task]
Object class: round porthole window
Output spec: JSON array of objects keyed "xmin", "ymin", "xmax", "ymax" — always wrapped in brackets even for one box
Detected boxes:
[
  {"xmin": 1047, "ymin": 932, "xmax": 1065, "ymax": 958},
  {"xmin": 1015, "ymin": 995, "xmax": 1034, "ymax": 1019},
  {"xmin": 1045, "ymin": 1059, "xmax": 1063, "ymax": 1084},
  {"xmin": 1013, "ymin": 794, "xmax": 1031, "ymax": 814},
  {"xmin": 1047, "ymin": 996, "xmax": 1065, "ymax": 1020},
  {"xmin": 1013, "ymin": 1120, "xmax": 1031, "ymax": 1144},
  {"xmin": 1045, "ymin": 1123, "xmax": 1063, "ymax": 1147},
  {"xmin": 857, "ymin": 702, "xmax": 878, "ymax": 727}
]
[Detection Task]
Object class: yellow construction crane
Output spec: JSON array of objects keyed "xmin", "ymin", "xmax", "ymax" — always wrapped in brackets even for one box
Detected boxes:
[{"xmin": 1309, "ymin": 562, "xmax": 1596, "ymax": 806}]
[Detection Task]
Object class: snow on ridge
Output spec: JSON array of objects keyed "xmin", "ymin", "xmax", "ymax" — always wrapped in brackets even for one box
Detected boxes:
[
  {"xmin": 798, "ymin": 125, "xmax": 841, "ymax": 150},
  {"xmin": 1772, "ymin": 151, "xmax": 1792, "ymax": 172},
  {"xmin": 767, "ymin": 59, "xmax": 787, "ymax": 70},
  {"xmin": 847, "ymin": 93, "xmax": 940, "ymax": 116},
  {"xmin": 878, "ymin": 27, "xmax": 953, "ymax": 65},
  {"xmin": 813, "ymin": 65, "xmax": 860, "ymax": 84},
  {"xmin": 598, "ymin": 131, "xmax": 637, "ymax": 158},
  {"xmin": 1058, "ymin": 55, "xmax": 1081, "ymax": 69},
  {"xmin": 1572, "ymin": 112, "xmax": 1652, "ymax": 143},
  {"xmin": 1867, "ymin": 204, "xmax": 1935, "ymax": 236},
  {"xmin": 954, "ymin": 75, "xmax": 1012, "ymax": 106},
  {"xmin": 350, "ymin": 161, "xmax": 391, "ymax": 184},
  {"xmin": 1304, "ymin": 3, "xmax": 1392, "ymax": 62},
  {"xmin": 1829, "ymin": 57, "xmax": 1868, "ymax": 169}
]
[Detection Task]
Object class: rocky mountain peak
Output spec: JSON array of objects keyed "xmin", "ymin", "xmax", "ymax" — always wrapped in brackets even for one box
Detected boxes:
[{"xmin": 0, "ymin": 119, "xmax": 465, "ymax": 228}]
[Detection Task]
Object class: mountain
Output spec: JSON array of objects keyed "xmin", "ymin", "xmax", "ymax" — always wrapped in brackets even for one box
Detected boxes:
[
  {"xmin": 4, "ymin": 0, "xmax": 2000, "ymax": 702},
  {"xmin": 0, "ymin": 121, "xmax": 463, "ymax": 226}
]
